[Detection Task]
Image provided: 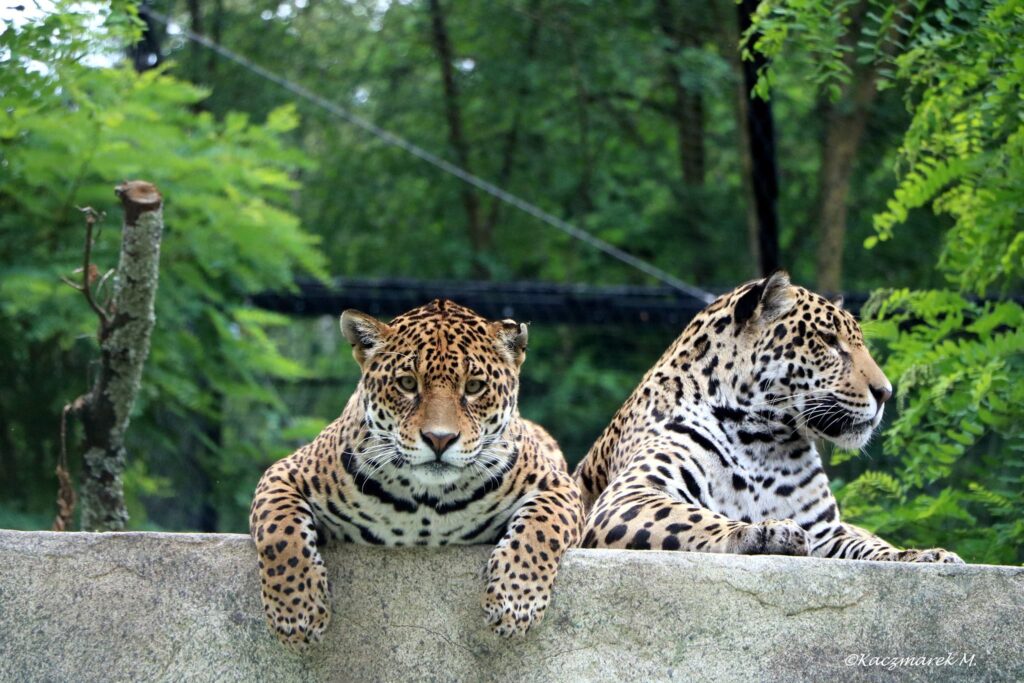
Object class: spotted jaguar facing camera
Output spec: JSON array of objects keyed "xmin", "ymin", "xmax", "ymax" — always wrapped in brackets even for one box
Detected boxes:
[
  {"xmin": 574, "ymin": 271, "xmax": 963, "ymax": 564},
  {"xmin": 249, "ymin": 299, "xmax": 583, "ymax": 650}
]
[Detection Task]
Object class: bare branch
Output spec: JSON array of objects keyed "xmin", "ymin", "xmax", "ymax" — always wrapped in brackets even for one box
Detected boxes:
[
  {"xmin": 60, "ymin": 276, "xmax": 84, "ymax": 292},
  {"xmin": 96, "ymin": 268, "xmax": 116, "ymax": 308},
  {"xmin": 74, "ymin": 206, "xmax": 111, "ymax": 325},
  {"xmin": 52, "ymin": 396, "xmax": 86, "ymax": 531}
]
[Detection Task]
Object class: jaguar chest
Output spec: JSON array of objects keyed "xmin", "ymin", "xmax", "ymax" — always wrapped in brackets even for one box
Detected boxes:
[
  {"xmin": 650, "ymin": 412, "xmax": 829, "ymax": 524},
  {"xmin": 310, "ymin": 479, "xmax": 520, "ymax": 547}
]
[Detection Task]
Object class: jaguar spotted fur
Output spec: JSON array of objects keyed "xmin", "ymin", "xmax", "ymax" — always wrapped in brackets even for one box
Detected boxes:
[
  {"xmin": 574, "ymin": 272, "xmax": 962, "ymax": 564},
  {"xmin": 250, "ymin": 299, "xmax": 583, "ymax": 649}
]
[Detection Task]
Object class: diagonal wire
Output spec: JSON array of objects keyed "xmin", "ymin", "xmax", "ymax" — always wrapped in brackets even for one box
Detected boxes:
[{"xmin": 145, "ymin": 9, "xmax": 715, "ymax": 304}]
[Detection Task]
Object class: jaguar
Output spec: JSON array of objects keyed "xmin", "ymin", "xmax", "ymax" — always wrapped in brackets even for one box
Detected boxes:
[
  {"xmin": 574, "ymin": 272, "xmax": 962, "ymax": 564},
  {"xmin": 250, "ymin": 299, "xmax": 583, "ymax": 650}
]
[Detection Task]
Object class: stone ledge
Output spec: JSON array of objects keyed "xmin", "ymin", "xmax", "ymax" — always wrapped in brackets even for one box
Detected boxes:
[{"xmin": 0, "ymin": 530, "xmax": 1020, "ymax": 682}]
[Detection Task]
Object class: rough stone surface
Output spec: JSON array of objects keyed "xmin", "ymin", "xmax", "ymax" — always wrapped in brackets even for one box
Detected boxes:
[{"xmin": 0, "ymin": 530, "xmax": 1021, "ymax": 682}]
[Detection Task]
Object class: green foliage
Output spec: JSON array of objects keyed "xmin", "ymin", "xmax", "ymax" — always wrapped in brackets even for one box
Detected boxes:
[
  {"xmin": 161, "ymin": 0, "xmax": 773, "ymax": 479},
  {"xmin": 843, "ymin": 291, "xmax": 1024, "ymax": 563},
  {"xmin": 173, "ymin": 0, "xmax": 907, "ymax": 289},
  {"xmin": 869, "ymin": 0, "xmax": 1024, "ymax": 294},
  {"xmin": 744, "ymin": 0, "xmax": 924, "ymax": 101},
  {"xmin": 750, "ymin": 0, "xmax": 1023, "ymax": 563},
  {"xmin": 847, "ymin": 1, "xmax": 1022, "ymax": 563},
  {"xmin": 2, "ymin": 0, "xmax": 1017, "ymax": 558},
  {"xmin": 739, "ymin": 0, "xmax": 945, "ymax": 290},
  {"xmin": 0, "ymin": 2, "xmax": 325, "ymax": 529},
  {"xmin": 849, "ymin": 1, "xmax": 1024, "ymax": 564}
]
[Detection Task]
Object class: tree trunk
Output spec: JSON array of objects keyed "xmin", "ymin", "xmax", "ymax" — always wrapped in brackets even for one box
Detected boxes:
[
  {"xmin": 186, "ymin": 0, "xmax": 204, "ymax": 70},
  {"xmin": 427, "ymin": 0, "xmax": 487, "ymax": 277},
  {"xmin": 655, "ymin": 0, "xmax": 706, "ymax": 187},
  {"xmin": 78, "ymin": 181, "xmax": 164, "ymax": 531},
  {"xmin": 484, "ymin": 0, "xmax": 542, "ymax": 231},
  {"xmin": 813, "ymin": 0, "xmax": 908, "ymax": 293},
  {"xmin": 678, "ymin": 28, "xmax": 706, "ymax": 187},
  {"xmin": 814, "ymin": 78, "xmax": 875, "ymax": 293},
  {"xmin": 717, "ymin": 0, "xmax": 761, "ymax": 276},
  {"xmin": 208, "ymin": 0, "xmax": 225, "ymax": 78},
  {"xmin": 737, "ymin": 0, "xmax": 780, "ymax": 275},
  {"xmin": 128, "ymin": 7, "xmax": 163, "ymax": 73}
]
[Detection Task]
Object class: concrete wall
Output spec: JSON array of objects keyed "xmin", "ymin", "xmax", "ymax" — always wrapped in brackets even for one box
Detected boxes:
[{"xmin": 0, "ymin": 530, "xmax": 1020, "ymax": 682}]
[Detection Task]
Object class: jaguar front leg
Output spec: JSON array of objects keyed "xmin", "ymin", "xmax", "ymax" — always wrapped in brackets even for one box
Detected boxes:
[
  {"xmin": 250, "ymin": 456, "xmax": 331, "ymax": 650},
  {"xmin": 483, "ymin": 469, "xmax": 584, "ymax": 637},
  {"xmin": 583, "ymin": 480, "xmax": 810, "ymax": 556},
  {"xmin": 813, "ymin": 522, "xmax": 964, "ymax": 564}
]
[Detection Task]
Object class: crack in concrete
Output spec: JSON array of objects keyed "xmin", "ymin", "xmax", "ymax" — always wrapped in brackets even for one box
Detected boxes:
[
  {"xmin": 540, "ymin": 644, "xmax": 602, "ymax": 663},
  {"xmin": 715, "ymin": 578, "xmax": 868, "ymax": 616},
  {"xmin": 83, "ymin": 565, "xmax": 148, "ymax": 582},
  {"xmin": 388, "ymin": 623, "xmax": 481, "ymax": 656}
]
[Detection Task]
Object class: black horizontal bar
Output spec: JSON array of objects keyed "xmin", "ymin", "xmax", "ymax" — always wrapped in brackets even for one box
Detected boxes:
[{"xmin": 251, "ymin": 278, "xmax": 871, "ymax": 328}]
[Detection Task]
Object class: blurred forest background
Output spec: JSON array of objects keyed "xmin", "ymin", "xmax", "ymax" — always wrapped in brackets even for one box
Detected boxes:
[{"xmin": 0, "ymin": 0, "xmax": 1020, "ymax": 563}]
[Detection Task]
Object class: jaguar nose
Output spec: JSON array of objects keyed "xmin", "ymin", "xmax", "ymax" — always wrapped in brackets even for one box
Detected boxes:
[
  {"xmin": 870, "ymin": 383, "xmax": 893, "ymax": 406},
  {"xmin": 421, "ymin": 430, "xmax": 459, "ymax": 456}
]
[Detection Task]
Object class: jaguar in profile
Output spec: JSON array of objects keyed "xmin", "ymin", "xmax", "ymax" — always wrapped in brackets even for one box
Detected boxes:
[
  {"xmin": 574, "ymin": 271, "xmax": 962, "ymax": 564},
  {"xmin": 251, "ymin": 299, "xmax": 583, "ymax": 650}
]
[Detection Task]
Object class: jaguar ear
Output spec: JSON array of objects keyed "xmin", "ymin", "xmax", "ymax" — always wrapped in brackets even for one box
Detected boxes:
[
  {"xmin": 340, "ymin": 309, "xmax": 390, "ymax": 367},
  {"xmin": 734, "ymin": 270, "xmax": 796, "ymax": 327},
  {"xmin": 495, "ymin": 319, "xmax": 528, "ymax": 366},
  {"xmin": 830, "ymin": 295, "xmax": 845, "ymax": 309}
]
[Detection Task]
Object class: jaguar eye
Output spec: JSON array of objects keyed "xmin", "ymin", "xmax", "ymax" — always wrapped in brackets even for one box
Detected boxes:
[
  {"xmin": 820, "ymin": 332, "xmax": 846, "ymax": 354},
  {"xmin": 397, "ymin": 375, "xmax": 417, "ymax": 393},
  {"xmin": 465, "ymin": 379, "xmax": 485, "ymax": 395}
]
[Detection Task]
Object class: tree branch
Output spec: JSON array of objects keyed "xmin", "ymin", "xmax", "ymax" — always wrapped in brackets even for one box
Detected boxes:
[
  {"xmin": 52, "ymin": 395, "xmax": 86, "ymax": 531},
  {"xmin": 80, "ymin": 207, "xmax": 110, "ymax": 324}
]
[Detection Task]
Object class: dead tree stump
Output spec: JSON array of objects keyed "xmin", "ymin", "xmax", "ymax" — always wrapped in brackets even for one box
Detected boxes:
[{"xmin": 75, "ymin": 181, "xmax": 164, "ymax": 531}]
